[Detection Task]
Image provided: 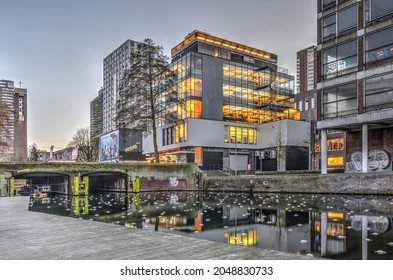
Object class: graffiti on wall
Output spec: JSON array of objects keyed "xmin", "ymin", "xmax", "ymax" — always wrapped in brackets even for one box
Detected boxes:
[{"xmin": 349, "ymin": 149, "xmax": 391, "ymax": 172}]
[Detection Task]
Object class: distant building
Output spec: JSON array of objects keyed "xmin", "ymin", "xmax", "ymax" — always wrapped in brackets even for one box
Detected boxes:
[
  {"xmin": 14, "ymin": 87, "xmax": 27, "ymax": 162},
  {"xmin": 90, "ymin": 39, "xmax": 143, "ymax": 154},
  {"xmin": 90, "ymin": 89, "xmax": 103, "ymax": 141},
  {"xmin": 297, "ymin": 45, "xmax": 317, "ymax": 94},
  {"xmin": 0, "ymin": 80, "xmax": 27, "ymax": 162},
  {"xmin": 53, "ymin": 147, "xmax": 73, "ymax": 161},
  {"xmin": 102, "ymin": 40, "xmax": 142, "ymax": 134},
  {"xmin": 317, "ymin": 0, "xmax": 393, "ymax": 174}
]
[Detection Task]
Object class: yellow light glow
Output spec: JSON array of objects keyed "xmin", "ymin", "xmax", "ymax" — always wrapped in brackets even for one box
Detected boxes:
[
  {"xmin": 171, "ymin": 30, "xmax": 274, "ymax": 61},
  {"xmin": 328, "ymin": 157, "xmax": 344, "ymax": 166},
  {"xmin": 227, "ymin": 229, "xmax": 257, "ymax": 246},
  {"xmin": 328, "ymin": 212, "xmax": 344, "ymax": 219}
]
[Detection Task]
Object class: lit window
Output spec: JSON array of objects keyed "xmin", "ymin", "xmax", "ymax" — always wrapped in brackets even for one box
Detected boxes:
[
  {"xmin": 328, "ymin": 157, "xmax": 344, "ymax": 166},
  {"xmin": 327, "ymin": 138, "xmax": 344, "ymax": 151}
]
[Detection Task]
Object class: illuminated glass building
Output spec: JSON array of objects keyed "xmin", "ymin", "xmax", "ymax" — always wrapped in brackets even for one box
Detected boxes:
[
  {"xmin": 317, "ymin": 0, "xmax": 393, "ymax": 174},
  {"xmin": 143, "ymin": 31, "xmax": 309, "ymax": 171}
]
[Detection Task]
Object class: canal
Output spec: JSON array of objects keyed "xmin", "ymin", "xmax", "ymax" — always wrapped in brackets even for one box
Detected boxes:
[{"xmin": 28, "ymin": 191, "xmax": 393, "ymax": 260}]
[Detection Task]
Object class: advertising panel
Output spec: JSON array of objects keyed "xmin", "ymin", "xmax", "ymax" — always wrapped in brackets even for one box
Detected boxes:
[
  {"xmin": 99, "ymin": 130, "xmax": 120, "ymax": 162},
  {"xmin": 71, "ymin": 147, "xmax": 79, "ymax": 160}
]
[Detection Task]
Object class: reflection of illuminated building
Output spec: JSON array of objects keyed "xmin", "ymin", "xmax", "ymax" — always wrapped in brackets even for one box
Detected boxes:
[
  {"xmin": 225, "ymin": 228, "xmax": 257, "ymax": 246},
  {"xmin": 314, "ymin": 212, "xmax": 347, "ymax": 256}
]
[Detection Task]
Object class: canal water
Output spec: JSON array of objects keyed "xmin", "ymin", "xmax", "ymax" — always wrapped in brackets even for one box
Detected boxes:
[{"xmin": 28, "ymin": 191, "xmax": 393, "ymax": 260}]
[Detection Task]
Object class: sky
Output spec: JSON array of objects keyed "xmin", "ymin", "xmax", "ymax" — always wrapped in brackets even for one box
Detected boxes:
[{"xmin": 0, "ymin": 0, "xmax": 317, "ymax": 150}]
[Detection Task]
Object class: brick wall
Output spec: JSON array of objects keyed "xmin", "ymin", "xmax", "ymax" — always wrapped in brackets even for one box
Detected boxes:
[{"xmin": 346, "ymin": 127, "xmax": 393, "ymax": 162}]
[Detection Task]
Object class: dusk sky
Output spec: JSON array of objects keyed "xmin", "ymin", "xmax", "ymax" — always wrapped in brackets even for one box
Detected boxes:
[{"xmin": 0, "ymin": 0, "xmax": 317, "ymax": 150}]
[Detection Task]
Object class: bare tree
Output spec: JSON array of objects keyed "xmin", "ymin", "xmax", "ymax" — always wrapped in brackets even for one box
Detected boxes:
[
  {"xmin": 67, "ymin": 127, "xmax": 98, "ymax": 162},
  {"xmin": 271, "ymin": 122, "xmax": 287, "ymax": 171},
  {"xmin": 28, "ymin": 143, "xmax": 39, "ymax": 162},
  {"xmin": 116, "ymin": 38, "xmax": 180, "ymax": 163}
]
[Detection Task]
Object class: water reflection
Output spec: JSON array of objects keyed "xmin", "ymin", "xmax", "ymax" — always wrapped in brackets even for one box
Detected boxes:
[{"xmin": 28, "ymin": 191, "xmax": 393, "ymax": 259}]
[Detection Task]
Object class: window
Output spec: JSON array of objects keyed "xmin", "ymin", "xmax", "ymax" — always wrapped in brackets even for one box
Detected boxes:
[
  {"xmin": 311, "ymin": 98, "xmax": 315, "ymax": 109},
  {"xmin": 323, "ymin": 6, "xmax": 357, "ymax": 38},
  {"xmin": 365, "ymin": 27, "xmax": 393, "ymax": 63},
  {"xmin": 162, "ymin": 123, "xmax": 187, "ymax": 146},
  {"xmin": 323, "ymin": 40, "xmax": 357, "ymax": 78},
  {"xmin": 322, "ymin": 82, "xmax": 357, "ymax": 118},
  {"xmin": 224, "ymin": 126, "xmax": 257, "ymax": 145},
  {"xmin": 299, "ymin": 101, "xmax": 303, "ymax": 111},
  {"xmin": 365, "ymin": 0, "xmax": 393, "ymax": 21},
  {"xmin": 305, "ymin": 100, "xmax": 309, "ymax": 110},
  {"xmin": 327, "ymin": 138, "xmax": 344, "ymax": 151},
  {"xmin": 323, "ymin": 0, "xmax": 335, "ymax": 6},
  {"xmin": 365, "ymin": 72, "xmax": 393, "ymax": 110},
  {"xmin": 328, "ymin": 157, "xmax": 344, "ymax": 166}
]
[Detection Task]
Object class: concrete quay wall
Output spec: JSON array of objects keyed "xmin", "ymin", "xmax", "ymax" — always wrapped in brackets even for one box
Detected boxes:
[{"xmin": 204, "ymin": 173, "xmax": 393, "ymax": 195}]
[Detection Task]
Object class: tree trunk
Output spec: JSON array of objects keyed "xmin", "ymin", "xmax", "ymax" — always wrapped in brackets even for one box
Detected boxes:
[{"xmin": 152, "ymin": 118, "xmax": 159, "ymax": 163}]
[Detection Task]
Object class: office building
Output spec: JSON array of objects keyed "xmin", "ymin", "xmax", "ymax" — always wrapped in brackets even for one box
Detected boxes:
[
  {"xmin": 0, "ymin": 80, "xmax": 27, "ymax": 162},
  {"xmin": 143, "ymin": 31, "xmax": 309, "ymax": 171},
  {"xmin": 317, "ymin": 0, "xmax": 393, "ymax": 173},
  {"xmin": 90, "ymin": 88, "xmax": 103, "ymax": 141},
  {"xmin": 101, "ymin": 40, "xmax": 142, "ymax": 134},
  {"xmin": 14, "ymin": 87, "xmax": 27, "ymax": 161}
]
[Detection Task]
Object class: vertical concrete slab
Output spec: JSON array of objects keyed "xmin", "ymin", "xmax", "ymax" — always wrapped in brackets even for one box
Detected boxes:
[
  {"xmin": 362, "ymin": 123, "xmax": 368, "ymax": 173},
  {"xmin": 321, "ymin": 129, "xmax": 327, "ymax": 174}
]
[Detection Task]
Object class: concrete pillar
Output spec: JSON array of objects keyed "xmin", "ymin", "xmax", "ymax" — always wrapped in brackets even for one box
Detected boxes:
[
  {"xmin": 362, "ymin": 123, "xmax": 368, "ymax": 173},
  {"xmin": 321, "ymin": 129, "xmax": 328, "ymax": 175},
  {"xmin": 321, "ymin": 212, "xmax": 327, "ymax": 257}
]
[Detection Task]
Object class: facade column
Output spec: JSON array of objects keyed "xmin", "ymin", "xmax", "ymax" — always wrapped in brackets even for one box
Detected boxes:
[
  {"xmin": 321, "ymin": 129, "xmax": 328, "ymax": 174},
  {"xmin": 320, "ymin": 212, "xmax": 327, "ymax": 257},
  {"xmin": 362, "ymin": 123, "xmax": 368, "ymax": 173}
]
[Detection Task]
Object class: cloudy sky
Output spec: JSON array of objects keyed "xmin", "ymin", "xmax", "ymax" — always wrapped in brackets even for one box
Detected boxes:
[{"xmin": 0, "ymin": 0, "xmax": 317, "ymax": 150}]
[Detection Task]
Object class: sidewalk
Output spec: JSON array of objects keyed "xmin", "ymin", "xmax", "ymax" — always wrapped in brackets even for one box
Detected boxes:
[{"xmin": 0, "ymin": 197, "xmax": 316, "ymax": 260}]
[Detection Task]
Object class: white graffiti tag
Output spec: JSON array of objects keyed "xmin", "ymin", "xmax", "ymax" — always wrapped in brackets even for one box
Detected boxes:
[
  {"xmin": 350, "ymin": 149, "xmax": 390, "ymax": 172},
  {"xmin": 169, "ymin": 177, "xmax": 179, "ymax": 187}
]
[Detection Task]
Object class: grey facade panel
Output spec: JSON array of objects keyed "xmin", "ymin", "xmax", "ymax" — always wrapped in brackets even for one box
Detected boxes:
[{"xmin": 202, "ymin": 55, "xmax": 223, "ymax": 121}]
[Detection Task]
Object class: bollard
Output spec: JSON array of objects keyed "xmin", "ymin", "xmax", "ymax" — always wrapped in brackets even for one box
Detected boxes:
[
  {"xmin": 9, "ymin": 177, "xmax": 14, "ymax": 197},
  {"xmin": 82, "ymin": 176, "xmax": 89, "ymax": 196},
  {"xmin": 133, "ymin": 176, "xmax": 140, "ymax": 193},
  {"xmin": 73, "ymin": 176, "xmax": 80, "ymax": 196}
]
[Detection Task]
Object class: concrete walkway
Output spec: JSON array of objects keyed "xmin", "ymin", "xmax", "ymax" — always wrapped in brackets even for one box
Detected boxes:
[{"xmin": 0, "ymin": 197, "xmax": 315, "ymax": 260}]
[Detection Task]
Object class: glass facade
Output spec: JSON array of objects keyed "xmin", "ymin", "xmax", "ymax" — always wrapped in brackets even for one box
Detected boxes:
[
  {"xmin": 323, "ymin": 5, "xmax": 357, "ymax": 38},
  {"xmin": 222, "ymin": 62, "xmax": 298, "ymax": 124},
  {"xmin": 323, "ymin": 40, "xmax": 357, "ymax": 78},
  {"xmin": 365, "ymin": 0, "xmax": 393, "ymax": 21},
  {"xmin": 365, "ymin": 72, "xmax": 393, "ymax": 110},
  {"xmin": 365, "ymin": 26, "xmax": 393, "ymax": 63},
  {"xmin": 167, "ymin": 53, "xmax": 203, "ymax": 120},
  {"xmin": 162, "ymin": 123, "xmax": 187, "ymax": 146},
  {"xmin": 224, "ymin": 126, "xmax": 256, "ymax": 144},
  {"xmin": 322, "ymin": 82, "xmax": 357, "ymax": 118}
]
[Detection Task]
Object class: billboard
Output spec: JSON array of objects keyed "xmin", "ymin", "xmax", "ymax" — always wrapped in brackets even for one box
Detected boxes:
[
  {"xmin": 99, "ymin": 129, "xmax": 145, "ymax": 162},
  {"xmin": 99, "ymin": 130, "xmax": 120, "ymax": 162}
]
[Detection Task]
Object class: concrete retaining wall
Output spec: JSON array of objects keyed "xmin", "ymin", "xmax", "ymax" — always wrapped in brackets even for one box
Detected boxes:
[{"xmin": 205, "ymin": 173, "xmax": 393, "ymax": 195}]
